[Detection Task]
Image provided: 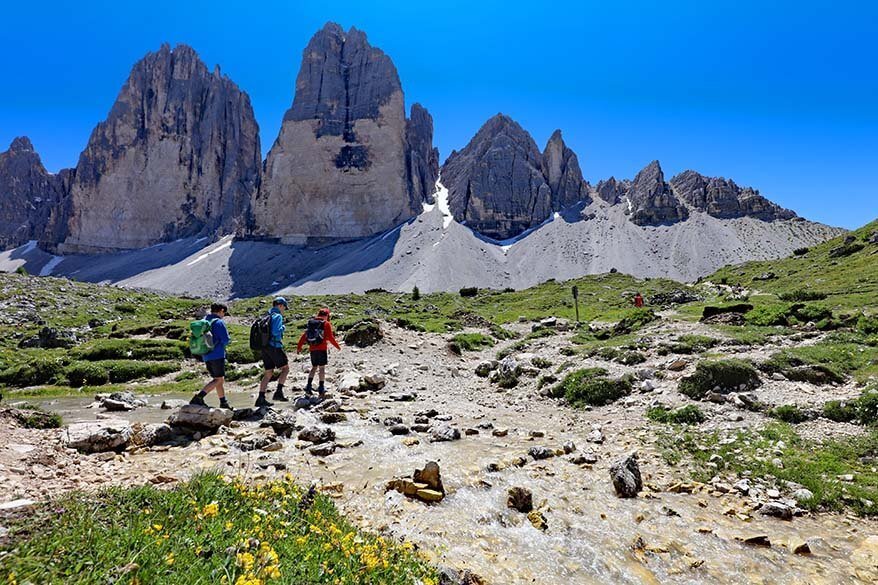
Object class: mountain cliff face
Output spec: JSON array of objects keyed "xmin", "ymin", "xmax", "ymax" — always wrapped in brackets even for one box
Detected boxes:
[
  {"xmin": 405, "ymin": 103, "xmax": 440, "ymax": 206},
  {"xmin": 622, "ymin": 160, "xmax": 690, "ymax": 226},
  {"xmin": 541, "ymin": 129, "xmax": 590, "ymax": 211},
  {"xmin": 442, "ymin": 114, "xmax": 552, "ymax": 240},
  {"xmin": 53, "ymin": 44, "xmax": 261, "ymax": 254},
  {"xmin": 669, "ymin": 170, "xmax": 797, "ymax": 221},
  {"xmin": 0, "ymin": 137, "xmax": 67, "ymax": 249},
  {"xmin": 254, "ymin": 23, "xmax": 436, "ymax": 244},
  {"xmin": 442, "ymin": 115, "xmax": 592, "ymax": 240}
]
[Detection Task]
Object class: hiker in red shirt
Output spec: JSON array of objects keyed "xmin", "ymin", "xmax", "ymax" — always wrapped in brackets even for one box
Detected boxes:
[
  {"xmin": 634, "ymin": 292, "xmax": 644, "ymax": 308},
  {"xmin": 297, "ymin": 308, "xmax": 341, "ymax": 397}
]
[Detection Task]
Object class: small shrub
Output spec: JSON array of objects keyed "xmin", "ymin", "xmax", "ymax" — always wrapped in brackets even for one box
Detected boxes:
[
  {"xmin": 449, "ymin": 333, "xmax": 494, "ymax": 354},
  {"xmin": 16, "ymin": 405, "xmax": 62, "ymax": 429},
  {"xmin": 647, "ymin": 405, "xmax": 705, "ymax": 425},
  {"xmin": 679, "ymin": 359, "xmax": 761, "ymax": 400},
  {"xmin": 491, "ymin": 369, "xmax": 520, "ymax": 388},
  {"xmin": 554, "ymin": 368, "xmax": 630, "ymax": 407},
  {"xmin": 459, "ymin": 287, "xmax": 478, "ymax": 297},
  {"xmin": 793, "ymin": 247, "xmax": 809, "ymax": 256},
  {"xmin": 613, "ymin": 308, "xmax": 657, "ymax": 335},
  {"xmin": 411, "ymin": 286, "xmax": 420, "ymax": 301},
  {"xmin": 667, "ymin": 335, "xmax": 719, "ymax": 354},
  {"xmin": 395, "ymin": 317, "xmax": 426, "ymax": 332},
  {"xmin": 778, "ymin": 290, "xmax": 827, "ymax": 302},
  {"xmin": 0, "ymin": 357, "xmax": 66, "ymax": 387},
  {"xmin": 768, "ymin": 404, "xmax": 811, "ymax": 424},
  {"xmin": 225, "ymin": 344, "xmax": 259, "ymax": 364},
  {"xmin": 822, "ymin": 400, "xmax": 857, "ymax": 423},
  {"xmin": 746, "ymin": 305, "xmax": 792, "ymax": 327},
  {"xmin": 225, "ymin": 365, "xmax": 262, "ymax": 382},
  {"xmin": 825, "ymin": 388, "xmax": 878, "ymax": 425},
  {"xmin": 66, "ymin": 362, "xmax": 110, "ymax": 386},
  {"xmin": 98, "ymin": 360, "xmax": 179, "ymax": 383},
  {"xmin": 114, "ymin": 303, "xmax": 138, "ymax": 314},
  {"xmin": 74, "ymin": 338, "xmax": 186, "ymax": 361},
  {"xmin": 857, "ymin": 315, "xmax": 878, "ymax": 336},
  {"xmin": 531, "ymin": 357, "xmax": 552, "ymax": 369}
]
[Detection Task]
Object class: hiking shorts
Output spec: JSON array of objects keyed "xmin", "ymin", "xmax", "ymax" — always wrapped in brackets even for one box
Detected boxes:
[
  {"xmin": 204, "ymin": 358, "xmax": 225, "ymax": 378},
  {"xmin": 261, "ymin": 347, "xmax": 288, "ymax": 370},
  {"xmin": 310, "ymin": 350, "xmax": 328, "ymax": 366}
]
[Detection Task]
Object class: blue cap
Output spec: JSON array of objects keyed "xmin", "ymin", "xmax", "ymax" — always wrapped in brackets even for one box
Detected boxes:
[{"xmin": 273, "ymin": 296, "xmax": 289, "ymax": 308}]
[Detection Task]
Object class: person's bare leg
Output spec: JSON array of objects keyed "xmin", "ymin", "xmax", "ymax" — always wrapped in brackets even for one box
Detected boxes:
[
  {"xmin": 214, "ymin": 377, "xmax": 225, "ymax": 399},
  {"xmin": 306, "ymin": 365, "xmax": 317, "ymax": 394},
  {"xmin": 277, "ymin": 365, "xmax": 289, "ymax": 386},
  {"xmin": 201, "ymin": 378, "xmax": 217, "ymax": 396},
  {"xmin": 259, "ymin": 370, "xmax": 273, "ymax": 394},
  {"xmin": 318, "ymin": 365, "xmax": 326, "ymax": 384}
]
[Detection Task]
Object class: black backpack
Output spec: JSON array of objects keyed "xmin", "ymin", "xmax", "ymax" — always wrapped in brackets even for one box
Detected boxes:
[
  {"xmin": 249, "ymin": 313, "xmax": 272, "ymax": 350},
  {"xmin": 305, "ymin": 318, "xmax": 325, "ymax": 345}
]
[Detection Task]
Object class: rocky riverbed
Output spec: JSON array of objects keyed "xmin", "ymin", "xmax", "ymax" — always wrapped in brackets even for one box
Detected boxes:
[{"xmin": 2, "ymin": 319, "xmax": 877, "ymax": 584}]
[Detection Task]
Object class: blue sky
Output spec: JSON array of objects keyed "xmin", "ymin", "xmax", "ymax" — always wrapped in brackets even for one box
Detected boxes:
[{"xmin": 2, "ymin": 0, "xmax": 875, "ymax": 228}]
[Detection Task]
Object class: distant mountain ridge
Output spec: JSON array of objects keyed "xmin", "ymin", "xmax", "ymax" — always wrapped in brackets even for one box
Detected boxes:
[{"xmin": 0, "ymin": 21, "xmax": 843, "ymax": 292}]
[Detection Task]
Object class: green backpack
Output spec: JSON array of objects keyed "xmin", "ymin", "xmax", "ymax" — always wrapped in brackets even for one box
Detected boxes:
[{"xmin": 189, "ymin": 318, "xmax": 218, "ymax": 356}]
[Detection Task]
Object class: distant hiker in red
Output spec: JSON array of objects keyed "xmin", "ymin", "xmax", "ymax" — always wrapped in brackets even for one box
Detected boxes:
[
  {"xmin": 634, "ymin": 292, "xmax": 644, "ymax": 308},
  {"xmin": 297, "ymin": 308, "xmax": 341, "ymax": 398}
]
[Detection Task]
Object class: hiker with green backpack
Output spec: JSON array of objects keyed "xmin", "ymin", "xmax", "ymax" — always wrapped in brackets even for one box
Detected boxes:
[{"xmin": 189, "ymin": 303, "xmax": 232, "ymax": 410}]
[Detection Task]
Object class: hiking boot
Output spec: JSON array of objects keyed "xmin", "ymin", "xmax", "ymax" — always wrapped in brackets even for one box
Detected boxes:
[
  {"xmin": 304, "ymin": 383, "xmax": 313, "ymax": 397},
  {"xmin": 272, "ymin": 389, "xmax": 289, "ymax": 402},
  {"xmin": 255, "ymin": 393, "xmax": 274, "ymax": 408},
  {"xmin": 219, "ymin": 399, "xmax": 233, "ymax": 411},
  {"xmin": 189, "ymin": 394, "xmax": 207, "ymax": 407},
  {"xmin": 317, "ymin": 383, "xmax": 326, "ymax": 399}
]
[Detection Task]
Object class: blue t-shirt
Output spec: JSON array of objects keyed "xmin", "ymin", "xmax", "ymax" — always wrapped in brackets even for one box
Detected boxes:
[
  {"xmin": 202, "ymin": 314, "xmax": 230, "ymax": 361},
  {"xmin": 269, "ymin": 307, "xmax": 285, "ymax": 348}
]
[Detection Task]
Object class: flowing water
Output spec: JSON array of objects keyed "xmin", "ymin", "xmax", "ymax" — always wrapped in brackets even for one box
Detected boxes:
[{"xmin": 44, "ymin": 387, "xmax": 878, "ymax": 584}]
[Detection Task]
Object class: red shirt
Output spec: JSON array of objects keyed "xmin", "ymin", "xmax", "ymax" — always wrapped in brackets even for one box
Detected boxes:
[{"xmin": 297, "ymin": 318, "xmax": 341, "ymax": 353}]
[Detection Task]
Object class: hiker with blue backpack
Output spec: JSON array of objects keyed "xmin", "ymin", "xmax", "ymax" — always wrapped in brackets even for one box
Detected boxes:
[
  {"xmin": 189, "ymin": 303, "xmax": 232, "ymax": 410},
  {"xmin": 251, "ymin": 297, "xmax": 291, "ymax": 407},
  {"xmin": 296, "ymin": 307, "xmax": 341, "ymax": 398}
]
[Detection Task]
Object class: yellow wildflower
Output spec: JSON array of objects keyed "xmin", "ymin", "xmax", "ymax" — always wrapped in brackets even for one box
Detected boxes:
[
  {"xmin": 237, "ymin": 551, "xmax": 255, "ymax": 572},
  {"xmin": 202, "ymin": 501, "xmax": 219, "ymax": 517},
  {"xmin": 165, "ymin": 552, "xmax": 175, "ymax": 566}
]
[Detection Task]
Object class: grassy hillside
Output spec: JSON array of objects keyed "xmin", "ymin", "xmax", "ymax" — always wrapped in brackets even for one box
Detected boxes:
[{"xmin": 708, "ymin": 219, "xmax": 878, "ymax": 313}]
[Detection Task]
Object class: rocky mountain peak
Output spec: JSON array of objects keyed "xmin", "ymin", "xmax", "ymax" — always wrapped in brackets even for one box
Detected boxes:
[
  {"xmin": 405, "ymin": 103, "xmax": 440, "ymax": 205},
  {"xmin": 442, "ymin": 114, "xmax": 551, "ymax": 240},
  {"xmin": 0, "ymin": 138, "xmax": 65, "ymax": 249},
  {"xmin": 53, "ymin": 43, "xmax": 261, "ymax": 253},
  {"xmin": 284, "ymin": 22, "xmax": 402, "ymax": 140},
  {"xmin": 595, "ymin": 177, "xmax": 629, "ymax": 205},
  {"xmin": 541, "ymin": 129, "xmax": 590, "ymax": 210},
  {"xmin": 8, "ymin": 136, "xmax": 35, "ymax": 153},
  {"xmin": 254, "ymin": 22, "xmax": 427, "ymax": 244},
  {"xmin": 624, "ymin": 160, "xmax": 689, "ymax": 226},
  {"xmin": 670, "ymin": 169, "xmax": 797, "ymax": 221}
]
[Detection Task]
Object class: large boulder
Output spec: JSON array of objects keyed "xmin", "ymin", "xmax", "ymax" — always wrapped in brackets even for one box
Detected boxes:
[
  {"xmin": 64, "ymin": 420, "xmax": 132, "ymax": 453},
  {"xmin": 343, "ymin": 320, "xmax": 383, "ymax": 347},
  {"xmin": 298, "ymin": 426, "xmax": 336, "ymax": 444},
  {"xmin": 609, "ymin": 453, "xmax": 643, "ymax": 498},
  {"xmin": 166, "ymin": 404, "xmax": 233, "ymax": 432},
  {"xmin": 506, "ymin": 486, "xmax": 534, "ymax": 513},
  {"xmin": 130, "ymin": 422, "xmax": 174, "ymax": 447},
  {"xmin": 18, "ymin": 327, "xmax": 78, "ymax": 349}
]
